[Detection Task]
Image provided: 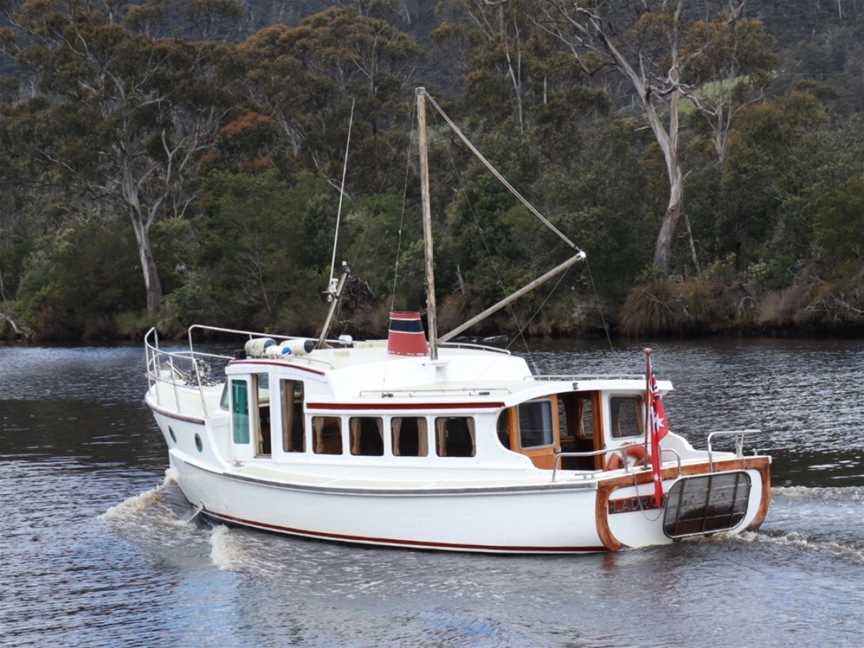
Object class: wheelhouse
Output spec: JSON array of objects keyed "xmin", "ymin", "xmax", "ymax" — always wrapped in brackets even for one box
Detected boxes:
[{"xmin": 221, "ymin": 360, "xmax": 667, "ymax": 477}]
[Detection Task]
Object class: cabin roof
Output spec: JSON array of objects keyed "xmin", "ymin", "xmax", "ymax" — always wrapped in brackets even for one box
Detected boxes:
[{"xmin": 226, "ymin": 340, "xmax": 672, "ymax": 406}]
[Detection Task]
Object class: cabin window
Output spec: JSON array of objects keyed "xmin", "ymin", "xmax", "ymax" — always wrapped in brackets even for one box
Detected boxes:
[
  {"xmin": 391, "ymin": 417, "xmax": 428, "ymax": 457},
  {"xmin": 231, "ymin": 380, "xmax": 250, "ymax": 444},
  {"xmin": 350, "ymin": 417, "xmax": 384, "ymax": 456},
  {"xmin": 518, "ymin": 400, "xmax": 554, "ymax": 448},
  {"xmin": 280, "ymin": 380, "xmax": 305, "ymax": 453},
  {"xmin": 253, "ymin": 374, "xmax": 271, "ymax": 456},
  {"xmin": 435, "ymin": 417, "xmax": 475, "ymax": 457},
  {"xmin": 610, "ymin": 396, "xmax": 644, "ymax": 438},
  {"xmin": 219, "ymin": 384, "xmax": 229, "ymax": 410},
  {"xmin": 312, "ymin": 416, "xmax": 342, "ymax": 454}
]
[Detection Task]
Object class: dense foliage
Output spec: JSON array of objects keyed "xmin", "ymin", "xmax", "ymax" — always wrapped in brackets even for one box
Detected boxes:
[{"xmin": 1, "ymin": 0, "xmax": 863, "ymax": 341}]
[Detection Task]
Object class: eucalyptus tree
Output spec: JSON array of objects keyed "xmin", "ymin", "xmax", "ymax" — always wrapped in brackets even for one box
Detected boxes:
[
  {"xmin": 0, "ymin": 2, "xmax": 232, "ymax": 315},
  {"xmin": 539, "ymin": 0, "xmax": 773, "ymax": 273},
  {"xmin": 239, "ymin": 7, "xmax": 419, "ymax": 191}
]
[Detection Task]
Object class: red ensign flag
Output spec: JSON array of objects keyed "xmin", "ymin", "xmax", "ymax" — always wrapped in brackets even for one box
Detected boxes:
[{"xmin": 647, "ymin": 353, "xmax": 670, "ymax": 508}]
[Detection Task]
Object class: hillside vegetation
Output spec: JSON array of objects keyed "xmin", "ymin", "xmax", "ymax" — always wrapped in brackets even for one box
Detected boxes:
[{"xmin": 1, "ymin": 0, "xmax": 864, "ymax": 342}]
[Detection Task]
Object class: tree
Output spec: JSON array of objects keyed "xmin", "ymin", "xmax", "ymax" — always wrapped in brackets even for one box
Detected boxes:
[
  {"xmin": 682, "ymin": 6, "xmax": 776, "ymax": 165},
  {"xmin": 1, "ymin": 3, "xmax": 231, "ymax": 314},
  {"xmin": 539, "ymin": 0, "xmax": 752, "ymax": 273}
]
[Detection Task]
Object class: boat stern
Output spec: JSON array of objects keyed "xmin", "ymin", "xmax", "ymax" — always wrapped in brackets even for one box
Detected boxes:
[{"xmin": 597, "ymin": 455, "xmax": 771, "ymax": 551}]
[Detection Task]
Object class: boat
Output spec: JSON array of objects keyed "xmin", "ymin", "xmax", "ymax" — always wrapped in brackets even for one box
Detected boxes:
[{"xmin": 142, "ymin": 88, "xmax": 771, "ymax": 553}]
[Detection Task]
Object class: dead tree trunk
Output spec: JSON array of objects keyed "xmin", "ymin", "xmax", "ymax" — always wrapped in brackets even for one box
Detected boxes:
[
  {"xmin": 130, "ymin": 215, "xmax": 163, "ymax": 316},
  {"xmin": 654, "ymin": 163, "xmax": 684, "ymax": 272}
]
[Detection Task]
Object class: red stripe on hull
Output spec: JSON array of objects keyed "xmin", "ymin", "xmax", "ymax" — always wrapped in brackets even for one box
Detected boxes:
[
  {"xmin": 228, "ymin": 359, "xmax": 326, "ymax": 375},
  {"xmin": 204, "ymin": 510, "xmax": 604, "ymax": 554},
  {"xmin": 307, "ymin": 401, "xmax": 505, "ymax": 411}
]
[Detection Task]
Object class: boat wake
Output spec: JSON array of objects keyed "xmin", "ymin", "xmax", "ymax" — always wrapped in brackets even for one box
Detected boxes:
[
  {"xmin": 99, "ymin": 468, "xmax": 179, "ymax": 522},
  {"xmin": 772, "ymin": 485, "xmax": 864, "ymax": 501},
  {"xmin": 734, "ymin": 529, "xmax": 864, "ymax": 564},
  {"xmin": 693, "ymin": 527, "xmax": 864, "ymax": 564},
  {"xmin": 209, "ymin": 525, "xmax": 247, "ymax": 571}
]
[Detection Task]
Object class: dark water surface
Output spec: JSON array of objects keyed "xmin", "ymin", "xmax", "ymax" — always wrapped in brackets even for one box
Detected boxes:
[{"xmin": 1, "ymin": 339, "xmax": 863, "ymax": 647}]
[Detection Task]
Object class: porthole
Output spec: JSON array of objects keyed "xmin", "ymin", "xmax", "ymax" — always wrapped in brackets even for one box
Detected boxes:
[
  {"xmin": 194, "ymin": 433, "xmax": 203, "ymax": 453},
  {"xmin": 168, "ymin": 427, "xmax": 177, "ymax": 443}
]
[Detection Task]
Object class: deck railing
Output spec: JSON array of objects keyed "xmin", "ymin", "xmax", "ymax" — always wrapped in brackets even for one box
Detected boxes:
[
  {"xmin": 550, "ymin": 444, "xmax": 682, "ymax": 482},
  {"xmin": 706, "ymin": 429, "xmax": 762, "ymax": 471},
  {"xmin": 144, "ymin": 327, "xmax": 234, "ymax": 418},
  {"xmin": 145, "ymin": 324, "xmax": 356, "ymax": 418},
  {"xmin": 529, "ymin": 374, "xmax": 646, "ymax": 382}
]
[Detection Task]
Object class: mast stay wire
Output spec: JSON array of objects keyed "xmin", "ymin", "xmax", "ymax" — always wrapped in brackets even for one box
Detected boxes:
[
  {"xmin": 586, "ymin": 258, "xmax": 615, "ymax": 352},
  {"xmin": 390, "ymin": 100, "xmax": 417, "ymax": 312},
  {"xmin": 327, "ymin": 97, "xmax": 355, "ymax": 291},
  {"xmin": 422, "ymin": 90, "xmax": 583, "ymax": 254},
  {"xmin": 438, "ymin": 126, "xmax": 537, "ymax": 372},
  {"xmin": 418, "ymin": 89, "xmax": 614, "ymax": 356},
  {"xmin": 505, "ymin": 260, "xmax": 574, "ymax": 351}
]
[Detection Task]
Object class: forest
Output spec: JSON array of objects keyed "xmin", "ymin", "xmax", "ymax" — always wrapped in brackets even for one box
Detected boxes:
[{"xmin": 1, "ymin": 0, "xmax": 864, "ymax": 342}]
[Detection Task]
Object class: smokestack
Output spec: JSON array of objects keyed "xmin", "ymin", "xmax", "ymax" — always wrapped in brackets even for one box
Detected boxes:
[{"xmin": 387, "ymin": 311, "xmax": 429, "ymax": 356}]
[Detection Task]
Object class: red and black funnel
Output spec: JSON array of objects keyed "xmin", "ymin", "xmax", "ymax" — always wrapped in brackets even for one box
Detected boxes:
[{"xmin": 387, "ymin": 311, "xmax": 429, "ymax": 356}]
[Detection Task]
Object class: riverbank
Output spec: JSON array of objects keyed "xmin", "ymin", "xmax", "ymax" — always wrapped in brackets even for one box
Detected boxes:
[{"xmin": 4, "ymin": 265, "xmax": 863, "ymax": 344}]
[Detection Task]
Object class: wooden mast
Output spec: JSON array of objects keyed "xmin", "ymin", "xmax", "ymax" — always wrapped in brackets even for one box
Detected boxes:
[{"xmin": 416, "ymin": 87, "xmax": 439, "ymax": 360}]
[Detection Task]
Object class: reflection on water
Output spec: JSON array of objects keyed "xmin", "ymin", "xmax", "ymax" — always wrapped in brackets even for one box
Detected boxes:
[{"xmin": 1, "ymin": 339, "xmax": 863, "ymax": 647}]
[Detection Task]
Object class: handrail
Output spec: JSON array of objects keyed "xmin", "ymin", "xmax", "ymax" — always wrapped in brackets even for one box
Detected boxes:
[
  {"xmin": 144, "ymin": 327, "xmax": 234, "ymax": 418},
  {"xmin": 187, "ymin": 323, "xmax": 351, "ymax": 352},
  {"xmin": 358, "ymin": 386, "xmax": 511, "ymax": 398},
  {"xmin": 438, "ymin": 341, "xmax": 511, "ymax": 355},
  {"xmin": 551, "ymin": 443, "xmax": 645, "ymax": 481},
  {"xmin": 529, "ymin": 374, "xmax": 646, "ymax": 382},
  {"xmin": 707, "ymin": 429, "xmax": 761, "ymax": 472},
  {"xmin": 660, "ymin": 447, "xmax": 683, "ymax": 480}
]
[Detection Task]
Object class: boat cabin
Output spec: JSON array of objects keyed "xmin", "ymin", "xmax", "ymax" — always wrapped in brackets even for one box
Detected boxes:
[{"xmin": 218, "ymin": 352, "xmax": 660, "ymax": 476}]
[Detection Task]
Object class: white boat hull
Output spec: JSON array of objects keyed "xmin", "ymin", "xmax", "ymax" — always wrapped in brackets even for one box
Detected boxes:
[{"xmin": 164, "ymin": 447, "xmax": 769, "ymax": 554}]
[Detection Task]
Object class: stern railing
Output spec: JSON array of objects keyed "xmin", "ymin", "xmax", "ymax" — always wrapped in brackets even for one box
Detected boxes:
[
  {"xmin": 707, "ymin": 429, "xmax": 762, "ymax": 471},
  {"xmin": 551, "ymin": 444, "xmax": 682, "ymax": 482}
]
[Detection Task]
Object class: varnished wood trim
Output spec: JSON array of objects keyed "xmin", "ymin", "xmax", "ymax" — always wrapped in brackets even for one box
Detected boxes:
[
  {"xmin": 148, "ymin": 402, "xmax": 206, "ymax": 425},
  {"xmin": 230, "ymin": 359, "xmax": 326, "ymax": 376},
  {"xmin": 600, "ymin": 456, "xmax": 771, "ymax": 490},
  {"xmin": 595, "ymin": 482, "xmax": 624, "ymax": 551},
  {"xmin": 748, "ymin": 460, "xmax": 772, "ymax": 530},
  {"xmin": 594, "ymin": 456, "xmax": 771, "ymax": 552}
]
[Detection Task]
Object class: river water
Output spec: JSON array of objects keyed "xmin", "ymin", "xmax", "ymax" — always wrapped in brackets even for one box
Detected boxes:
[{"xmin": 1, "ymin": 338, "xmax": 862, "ymax": 647}]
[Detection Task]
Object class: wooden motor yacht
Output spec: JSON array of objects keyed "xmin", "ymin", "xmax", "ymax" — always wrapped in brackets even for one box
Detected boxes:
[{"xmin": 142, "ymin": 88, "xmax": 771, "ymax": 553}]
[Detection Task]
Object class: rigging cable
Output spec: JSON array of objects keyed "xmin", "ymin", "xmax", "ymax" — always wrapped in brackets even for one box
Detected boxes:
[
  {"xmin": 390, "ymin": 101, "xmax": 417, "ymax": 311},
  {"xmin": 505, "ymin": 259, "xmax": 575, "ymax": 351},
  {"xmin": 423, "ymin": 91, "xmax": 583, "ymax": 254},
  {"xmin": 586, "ymin": 258, "xmax": 615, "ymax": 352},
  {"xmin": 327, "ymin": 98, "xmax": 355, "ymax": 291},
  {"xmin": 438, "ymin": 126, "xmax": 536, "ymax": 371}
]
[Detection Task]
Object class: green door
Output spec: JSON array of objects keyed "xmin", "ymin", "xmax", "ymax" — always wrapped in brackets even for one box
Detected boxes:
[{"xmin": 231, "ymin": 379, "xmax": 250, "ymax": 444}]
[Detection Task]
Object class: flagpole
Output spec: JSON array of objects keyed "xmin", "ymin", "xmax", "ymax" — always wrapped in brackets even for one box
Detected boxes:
[{"xmin": 644, "ymin": 347, "xmax": 652, "ymax": 461}]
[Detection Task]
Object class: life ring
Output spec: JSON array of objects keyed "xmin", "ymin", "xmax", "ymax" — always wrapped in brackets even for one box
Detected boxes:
[
  {"xmin": 605, "ymin": 452, "xmax": 624, "ymax": 471},
  {"xmin": 604, "ymin": 445, "xmax": 647, "ymax": 471}
]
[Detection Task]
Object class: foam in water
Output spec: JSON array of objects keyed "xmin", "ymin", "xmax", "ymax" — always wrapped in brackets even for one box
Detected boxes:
[
  {"xmin": 209, "ymin": 525, "xmax": 246, "ymax": 571},
  {"xmin": 734, "ymin": 530, "xmax": 864, "ymax": 563},
  {"xmin": 99, "ymin": 468, "xmax": 178, "ymax": 522},
  {"xmin": 695, "ymin": 528, "xmax": 864, "ymax": 564},
  {"xmin": 772, "ymin": 485, "xmax": 864, "ymax": 501}
]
